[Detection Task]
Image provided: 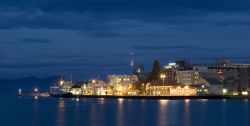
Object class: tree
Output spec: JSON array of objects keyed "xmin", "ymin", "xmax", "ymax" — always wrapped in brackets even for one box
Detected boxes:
[
  {"xmin": 147, "ymin": 60, "xmax": 161, "ymax": 82},
  {"xmin": 133, "ymin": 60, "xmax": 161, "ymax": 94}
]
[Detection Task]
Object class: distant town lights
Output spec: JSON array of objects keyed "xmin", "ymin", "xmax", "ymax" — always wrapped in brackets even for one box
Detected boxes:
[
  {"xmin": 242, "ymin": 91, "xmax": 248, "ymax": 96},
  {"xmin": 168, "ymin": 63, "xmax": 176, "ymax": 66},
  {"xmin": 184, "ymin": 85, "xmax": 189, "ymax": 89},
  {"xmin": 60, "ymin": 80, "xmax": 64, "ymax": 86},
  {"xmin": 223, "ymin": 89, "xmax": 228, "ymax": 94},
  {"xmin": 160, "ymin": 74, "xmax": 166, "ymax": 78},
  {"xmin": 34, "ymin": 88, "xmax": 38, "ymax": 92}
]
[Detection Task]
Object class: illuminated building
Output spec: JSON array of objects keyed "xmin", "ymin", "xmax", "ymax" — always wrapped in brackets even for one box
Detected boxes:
[
  {"xmin": 197, "ymin": 77, "xmax": 223, "ymax": 95},
  {"xmin": 176, "ymin": 70, "xmax": 199, "ymax": 85},
  {"xmin": 146, "ymin": 84, "xmax": 197, "ymax": 96},
  {"xmin": 107, "ymin": 74, "xmax": 139, "ymax": 95},
  {"xmin": 70, "ymin": 85, "xmax": 83, "ymax": 95}
]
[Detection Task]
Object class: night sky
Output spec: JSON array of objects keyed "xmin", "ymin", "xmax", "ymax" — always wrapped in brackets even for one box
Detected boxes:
[{"xmin": 1, "ymin": 0, "xmax": 250, "ymax": 79}]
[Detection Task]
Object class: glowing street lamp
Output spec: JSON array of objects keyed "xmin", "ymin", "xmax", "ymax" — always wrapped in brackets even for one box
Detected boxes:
[
  {"xmin": 160, "ymin": 74, "xmax": 166, "ymax": 86},
  {"xmin": 160, "ymin": 74, "xmax": 166, "ymax": 96},
  {"xmin": 34, "ymin": 88, "xmax": 38, "ymax": 92},
  {"xmin": 223, "ymin": 89, "xmax": 228, "ymax": 95},
  {"xmin": 60, "ymin": 80, "xmax": 64, "ymax": 87},
  {"xmin": 92, "ymin": 79, "xmax": 96, "ymax": 95},
  {"xmin": 184, "ymin": 85, "xmax": 189, "ymax": 89}
]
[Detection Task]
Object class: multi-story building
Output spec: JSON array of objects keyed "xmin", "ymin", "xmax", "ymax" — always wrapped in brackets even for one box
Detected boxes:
[
  {"xmin": 208, "ymin": 63, "xmax": 250, "ymax": 93},
  {"xmin": 146, "ymin": 84, "xmax": 197, "ymax": 96},
  {"xmin": 107, "ymin": 74, "xmax": 139, "ymax": 95},
  {"xmin": 161, "ymin": 68, "xmax": 177, "ymax": 84},
  {"xmin": 176, "ymin": 70, "xmax": 199, "ymax": 85},
  {"xmin": 197, "ymin": 77, "xmax": 223, "ymax": 95}
]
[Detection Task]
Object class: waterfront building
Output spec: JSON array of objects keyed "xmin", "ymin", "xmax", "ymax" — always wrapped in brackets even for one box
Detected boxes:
[
  {"xmin": 196, "ymin": 85, "xmax": 209, "ymax": 95},
  {"xmin": 79, "ymin": 80, "xmax": 108, "ymax": 95},
  {"xmin": 107, "ymin": 74, "xmax": 139, "ymax": 95},
  {"xmin": 169, "ymin": 85, "xmax": 197, "ymax": 96},
  {"xmin": 176, "ymin": 70, "xmax": 199, "ymax": 85},
  {"xmin": 161, "ymin": 63, "xmax": 177, "ymax": 85},
  {"xmin": 197, "ymin": 77, "xmax": 223, "ymax": 95},
  {"xmin": 146, "ymin": 83, "xmax": 197, "ymax": 96},
  {"xmin": 208, "ymin": 63, "xmax": 250, "ymax": 94},
  {"xmin": 175, "ymin": 60, "xmax": 192, "ymax": 70},
  {"xmin": 70, "ymin": 85, "xmax": 83, "ymax": 95}
]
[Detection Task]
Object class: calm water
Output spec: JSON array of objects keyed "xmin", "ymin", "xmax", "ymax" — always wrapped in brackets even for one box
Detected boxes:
[{"xmin": 0, "ymin": 96, "xmax": 249, "ymax": 126}]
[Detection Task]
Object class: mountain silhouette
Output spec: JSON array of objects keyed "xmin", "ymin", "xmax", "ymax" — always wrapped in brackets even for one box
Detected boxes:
[{"xmin": 0, "ymin": 76, "xmax": 61, "ymax": 95}]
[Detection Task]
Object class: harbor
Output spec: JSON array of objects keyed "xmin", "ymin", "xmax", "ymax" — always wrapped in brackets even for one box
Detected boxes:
[{"xmin": 18, "ymin": 60, "xmax": 250, "ymax": 100}]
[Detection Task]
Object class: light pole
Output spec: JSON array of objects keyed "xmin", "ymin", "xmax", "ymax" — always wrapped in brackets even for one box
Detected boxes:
[
  {"xmin": 160, "ymin": 74, "xmax": 166, "ymax": 86},
  {"xmin": 160, "ymin": 74, "xmax": 166, "ymax": 95},
  {"xmin": 92, "ymin": 79, "xmax": 96, "ymax": 95}
]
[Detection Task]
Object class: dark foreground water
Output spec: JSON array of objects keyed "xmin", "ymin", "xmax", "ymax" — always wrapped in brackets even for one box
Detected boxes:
[{"xmin": 0, "ymin": 96, "xmax": 249, "ymax": 126}]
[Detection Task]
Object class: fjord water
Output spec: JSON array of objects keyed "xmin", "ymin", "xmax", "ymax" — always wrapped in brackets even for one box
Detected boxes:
[{"xmin": 0, "ymin": 97, "xmax": 249, "ymax": 126}]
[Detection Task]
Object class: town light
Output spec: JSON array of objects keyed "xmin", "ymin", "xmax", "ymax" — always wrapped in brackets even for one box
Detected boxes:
[
  {"xmin": 34, "ymin": 88, "xmax": 38, "ymax": 92},
  {"xmin": 60, "ymin": 80, "xmax": 64, "ymax": 86},
  {"xmin": 242, "ymin": 91, "xmax": 248, "ymax": 96},
  {"xmin": 76, "ymin": 98, "xmax": 79, "ymax": 102},
  {"xmin": 92, "ymin": 79, "xmax": 96, "ymax": 83},
  {"xmin": 160, "ymin": 74, "xmax": 166, "ymax": 86},
  {"xmin": 160, "ymin": 74, "xmax": 166, "ymax": 79},
  {"xmin": 184, "ymin": 85, "xmax": 189, "ymax": 89},
  {"xmin": 202, "ymin": 85, "xmax": 205, "ymax": 88},
  {"xmin": 223, "ymin": 89, "xmax": 228, "ymax": 95}
]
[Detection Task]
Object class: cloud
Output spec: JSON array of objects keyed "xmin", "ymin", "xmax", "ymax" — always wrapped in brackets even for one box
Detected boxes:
[
  {"xmin": 19, "ymin": 38, "xmax": 51, "ymax": 44},
  {"xmin": 0, "ymin": 0, "xmax": 250, "ymax": 36},
  {"xmin": 132, "ymin": 45, "xmax": 195, "ymax": 50},
  {"xmin": 0, "ymin": 41, "xmax": 15, "ymax": 45},
  {"xmin": 0, "ymin": 62, "xmax": 127, "ymax": 69},
  {"xmin": 132, "ymin": 45, "xmax": 229, "ymax": 53},
  {"xmin": 80, "ymin": 31, "xmax": 125, "ymax": 38},
  {"xmin": 42, "ymin": 53, "xmax": 131, "ymax": 60}
]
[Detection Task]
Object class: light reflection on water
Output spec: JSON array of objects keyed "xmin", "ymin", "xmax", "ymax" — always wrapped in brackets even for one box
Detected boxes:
[
  {"xmin": 184, "ymin": 99, "xmax": 190, "ymax": 126},
  {"xmin": 0, "ymin": 97, "xmax": 249, "ymax": 126},
  {"xmin": 116, "ymin": 98, "xmax": 124, "ymax": 126},
  {"xmin": 57, "ymin": 99, "xmax": 65, "ymax": 126},
  {"xmin": 158, "ymin": 100, "xmax": 169, "ymax": 126}
]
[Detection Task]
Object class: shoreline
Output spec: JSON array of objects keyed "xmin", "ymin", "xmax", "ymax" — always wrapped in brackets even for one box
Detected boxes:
[{"xmin": 50, "ymin": 94, "xmax": 250, "ymax": 100}]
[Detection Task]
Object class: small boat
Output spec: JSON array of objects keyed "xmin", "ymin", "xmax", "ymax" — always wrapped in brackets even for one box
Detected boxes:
[
  {"xmin": 17, "ymin": 93, "xmax": 24, "ymax": 96},
  {"xmin": 39, "ymin": 93, "xmax": 50, "ymax": 97}
]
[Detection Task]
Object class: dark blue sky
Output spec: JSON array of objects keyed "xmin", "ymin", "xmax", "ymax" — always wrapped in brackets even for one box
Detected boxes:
[{"xmin": 0, "ymin": 0, "xmax": 250, "ymax": 79}]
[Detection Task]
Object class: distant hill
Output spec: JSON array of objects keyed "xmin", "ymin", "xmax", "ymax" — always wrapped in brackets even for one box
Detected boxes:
[{"xmin": 0, "ymin": 76, "xmax": 61, "ymax": 95}]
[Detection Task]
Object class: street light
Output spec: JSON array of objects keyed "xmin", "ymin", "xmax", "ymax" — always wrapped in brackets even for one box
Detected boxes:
[
  {"xmin": 92, "ymin": 79, "xmax": 96, "ymax": 95},
  {"xmin": 160, "ymin": 74, "xmax": 166, "ymax": 96},
  {"xmin": 60, "ymin": 80, "xmax": 64, "ymax": 87},
  {"xmin": 160, "ymin": 74, "xmax": 166, "ymax": 86},
  {"xmin": 34, "ymin": 88, "xmax": 38, "ymax": 92}
]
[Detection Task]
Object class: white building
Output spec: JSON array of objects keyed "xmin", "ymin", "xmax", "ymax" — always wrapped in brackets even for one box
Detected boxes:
[
  {"xmin": 176, "ymin": 70, "xmax": 199, "ymax": 85},
  {"xmin": 146, "ymin": 85, "xmax": 197, "ymax": 96},
  {"xmin": 198, "ymin": 77, "xmax": 223, "ymax": 95},
  {"xmin": 108, "ymin": 74, "xmax": 138, "ymax": 86},
  {"xmin": 107, "ymin": 74, "xmax": 139, "ymax": 95}
]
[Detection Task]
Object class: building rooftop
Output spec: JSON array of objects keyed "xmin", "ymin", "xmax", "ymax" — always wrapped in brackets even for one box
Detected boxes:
[{"xmin": 203, "ymin": 78, "xmax": 222, "ymax": 85}]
